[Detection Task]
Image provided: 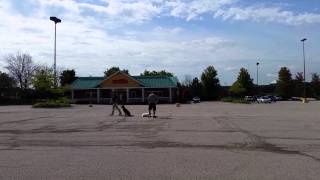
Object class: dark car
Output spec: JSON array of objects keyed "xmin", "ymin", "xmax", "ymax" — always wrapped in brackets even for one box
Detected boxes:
[
  {"xmin": 274, "ymin": 96, "xmax": 283, "ymax": 101},
  {"xmin": 266, "ymin": 95, "xmax": 276, "ymax": 102},
  {"xmin": 245, "ymin": 96, "xmax": 254, "ymax": 102}
]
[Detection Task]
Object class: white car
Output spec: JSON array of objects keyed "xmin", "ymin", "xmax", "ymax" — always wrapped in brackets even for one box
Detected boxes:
[
  {"xmin": 257, "ymin": 96, "xmax": 272, "ymax": 103},
  {"xmin": 192, "ymin": 97, "xmax": 201, "ymax": 103}
]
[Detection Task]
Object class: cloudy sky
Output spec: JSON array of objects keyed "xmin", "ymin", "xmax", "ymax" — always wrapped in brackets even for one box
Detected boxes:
[{"xmin": 0, "ymin": 0, "xmax": 319, "ymax": 85}]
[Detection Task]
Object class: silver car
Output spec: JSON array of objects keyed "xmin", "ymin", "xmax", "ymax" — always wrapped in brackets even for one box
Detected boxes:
[{"xmin": 257, "ymin": 96, "xmax": 272, "ymax": 103}]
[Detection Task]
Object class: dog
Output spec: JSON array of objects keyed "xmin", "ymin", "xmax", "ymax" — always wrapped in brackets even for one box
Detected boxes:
[
  {"xmin": 121, "ymin": 105, "xmax": 133, "ymax": 117},
  {"xmin": 141, "ymin": 112, "xmax": 157, "ymax": 118},
  {"xmin": 141, "ymin": 112, "xmax": 151, "ymax": 118}
]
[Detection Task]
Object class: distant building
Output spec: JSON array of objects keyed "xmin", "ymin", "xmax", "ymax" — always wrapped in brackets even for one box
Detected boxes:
[{"xmin": 71, "ymin": 71, "xmax": 178, "ymax": 104}]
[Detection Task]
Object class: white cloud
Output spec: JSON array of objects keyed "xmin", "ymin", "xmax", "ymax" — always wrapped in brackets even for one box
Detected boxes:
[
  {"xmin": 165, "ymin": 0, "xmax": 234, "ymax": 21},
  {"xmin": 225, "ymin": 66, "xmax": 238, "ymax": 71},
  {"xmin": 214, "ymin": 6, "xmax": 320, "ymax": 25},
  {"xmin": 153, "ymin": 26, "xmax": 183, "ymax": 34},
  {"xmin": 78, "ymin": 0, "xmax": 163, "ymax": 23},
  {"xmin": 266, "ymin": 73, "xmax": 277, "ymax": 77}
]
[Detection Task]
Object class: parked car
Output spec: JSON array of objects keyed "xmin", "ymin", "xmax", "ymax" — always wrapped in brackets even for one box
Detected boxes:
[
  {"xmin": 291, "ymin": 97, "xmax": 302, "ymax": 101},
  {"xmin": 274, "ymin": 96, "xmax": 283, "ymax": 101},
  {"xmin": 192, "ymin": 96, "xmax": 201, "ymax": 103},
  {"xmin": 257, "ymin": 96, "xmax": 272, "ymax": 103},
  {"xmin": 266, "ymin": 95, "xmax": 276, "ymax": 102},
  {"xmin": 245, "ymin": 96, "xmax": 254, "ymax": 102}
]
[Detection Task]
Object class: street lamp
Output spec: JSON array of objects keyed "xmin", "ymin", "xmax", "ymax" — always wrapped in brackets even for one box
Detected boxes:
[
  {"xmin": 301, "ymin": 38, "xmax": 307, "ymax": 102},
  {"xmin": 50, "ymin": 16, "xmax": 61, "ymax": 87},
  {"xmin": 256, "ymin": 62, "xmax": 260, "ymax": 86},
  {"xmin": 256, "ymin": 62, "xmax": 260, "ymax": 95}
]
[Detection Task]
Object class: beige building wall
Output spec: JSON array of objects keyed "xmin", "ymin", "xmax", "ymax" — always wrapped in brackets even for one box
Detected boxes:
[{"xmin": 99, "ymin": 73, "xmax": 141, "ymax": 88}]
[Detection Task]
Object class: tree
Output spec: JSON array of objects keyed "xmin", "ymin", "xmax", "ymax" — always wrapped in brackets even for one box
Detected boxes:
[
  {"xmin": 201, "ymin": 66, "xmax": 220, "ymax": 100},
  {"xmin": 229, "ymin": 81, "xmax": 246, "ymax": 97},
  {"xmin": 60, "ymin": 69, "xmax": 76, "ymax": 86},
  {"xmin": 104, "ymin": 66, "xmax": 129, "ymax": 77},
  {"xmin": 190, "ymin": 77, "xmax": 202, "ymax": 97},
  {"xmin": 311, "ymin": 73, "xmax": 320, "ymax": 97},
  {"xmin": 5, "ymin": 52, "xmax": 37, "ymax": 89},
  {"xmin": 230, "ymin": 68, "xmax": 254, "ymax": 96},
  {"xmin": 276, "ymin": 67, "xmax": 293, "ymax": 99},
  {"xmin": 140, "ymin": 70, "xmax": 174, "ymax": 77},
  {"xmin": 292, "ymin": 72, "xmax": 304, "ymax": 97},
  {"xmin": 32, "ymin": 66, "xmax": 54, "ymax": 96},
  {"xmin": 0, "ymin": 71, "xmax": 16, "ymax": 89}
]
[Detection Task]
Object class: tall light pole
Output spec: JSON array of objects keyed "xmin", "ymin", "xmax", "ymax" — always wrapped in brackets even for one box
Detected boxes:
[
  {"xmin": 256, "ymin": 62, "xmax": 260, "ymax": 95},
  {"xmin": 301, "ymin": 38, "xmax": 307, "ymax": 102},
  {"xmin": 256, "ymin": 62, "xmax": 260, "ymax": 86},
  {"xmin": 50, "ymin": 16, "xmax": 61, "ymax": 87}
]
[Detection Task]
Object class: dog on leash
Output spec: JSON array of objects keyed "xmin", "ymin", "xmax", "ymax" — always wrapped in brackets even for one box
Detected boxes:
[
  {"xmin": 141, "ymin": 112, "xmax": 151, "ymax": 117},
  {"xmin": 141, "ymin": 112, "xmax": 157, "ymax": 118},
  {"xmin": 121, "ymin": 105, "xmax": 133, "ymax": 117}
]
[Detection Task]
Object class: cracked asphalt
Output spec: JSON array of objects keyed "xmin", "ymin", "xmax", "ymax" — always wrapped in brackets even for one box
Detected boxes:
[{"xmin": 0, "ymin": 101, "xmax": 320, "ymax": 180}]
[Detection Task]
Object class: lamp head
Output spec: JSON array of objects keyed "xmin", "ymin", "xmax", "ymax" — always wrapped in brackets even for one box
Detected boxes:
[
  {"xmin": 301, "ymin": 38, "xmax": 307, "ymax": 42},
  {"xmin": 50, "ymin": 16, "xmax": 61, "ymax": 23}
]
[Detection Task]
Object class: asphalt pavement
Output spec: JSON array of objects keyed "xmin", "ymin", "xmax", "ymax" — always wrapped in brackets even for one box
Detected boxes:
[{"xmin": 0, "ymin": 101, "xmax": 319, "ymax": 180}]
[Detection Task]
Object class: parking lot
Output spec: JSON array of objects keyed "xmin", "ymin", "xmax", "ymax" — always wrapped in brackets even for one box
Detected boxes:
[{"xmin": 0, "ymin": 101, "xmax": 320, "ymax": 180}]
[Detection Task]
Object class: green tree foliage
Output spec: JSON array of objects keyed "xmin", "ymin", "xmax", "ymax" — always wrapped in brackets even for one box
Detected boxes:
[
  {"xmin": 104, "ymin": 67, "xmax": 129, "ymax": 77},
  {"xmin": 32, "ymin": 66, "xmax": 54, "ymax": 96},
  {"xmin": 190, "ymin": 77, "xmax": 202, "ymax": 97},
  {"xmin": 311, "ymin": 73, "xmax": 320, "ymax": 97},
  {"xmin": 292, "ymin": 72, "xmax": 304, "ymax": 97},
  {"xmin": 276, "ymin": 67, "xmax": 293, "ymax": 99},
  {"xmin": 229, "ymin": 81, "xmax": 246, "ymax": 97},
  {"xmin": 60, "ymin": 69, "xmax": 77, "ymax": 86},
  {"xmin": 230, "ymin": 68, "xmax": 254, "ymax": 96},
  {"xmin": 0, "ymin": 71, "xmax": 16, "ymax": 89},
  {"xmin": 201, "ymin": 66, "xmax": 220, "ymax": 100},
  {"xmin": 140, "ymin": 70, "xmax": 174, "ymax": 77}
]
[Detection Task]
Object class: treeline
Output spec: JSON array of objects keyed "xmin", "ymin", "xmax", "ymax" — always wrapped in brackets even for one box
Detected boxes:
[
  {"xmin": 0, "ymin": 52, "xmax": 176, "ymax": 105},
  {"xmin": 179, "ymin": 67, "xmax": 320, "ymax": 102},
  {"xmin": 0, "ymin": 52, "xmax": 77, "ymax": 105},
  {"xmin": 1, "ymin": 52, "xmax": 320, "ymax": 104}
]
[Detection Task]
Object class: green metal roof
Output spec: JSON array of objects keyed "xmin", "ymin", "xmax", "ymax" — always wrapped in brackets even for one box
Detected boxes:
[
  {"xmin": 71, "ymin": 75, "xmax": 178, "ymax": 89},
  {"xmin": 133, "ymin": 76, "xmax": 178, "ymax": 88},
  {"xmin": 71, "ymin": 77, "xmax": 104, "ymax": 89}
]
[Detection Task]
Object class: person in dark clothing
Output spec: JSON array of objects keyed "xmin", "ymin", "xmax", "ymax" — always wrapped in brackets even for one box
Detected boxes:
[
  {"xmin": 110, "ymin": 94, "xmax": 122, "ymax": 116},
  {"xmin": 147, "ymin": 92, "xmax": 159, "ymax": 118}
]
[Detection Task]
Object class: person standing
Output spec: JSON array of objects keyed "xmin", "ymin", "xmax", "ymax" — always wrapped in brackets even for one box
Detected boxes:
[
  {"xmin": 119, "ymin": 93, "xmax": 124, "ymax": 105},
  {"xmin": 110, "ymin": 93, "xmax": 122, "ymax": 116},
  {"xmin": 147, "ymin": 92, "xmax": 159, "ymax": 118}
]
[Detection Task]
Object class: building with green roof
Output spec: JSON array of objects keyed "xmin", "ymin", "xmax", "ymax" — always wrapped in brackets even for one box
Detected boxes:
[{"xmin": 71, "ymin": 71, "xmax": 178, "ymax": 104}]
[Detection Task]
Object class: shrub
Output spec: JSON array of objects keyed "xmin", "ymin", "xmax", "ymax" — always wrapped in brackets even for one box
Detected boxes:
[
  {"xmin": 221, "ymin": 97, "xmax": 250, "ymax": 104},
  {"xmin": 32, "ymin": 97, "xmax": 71, "ymax": 108},
  {"xmin": 221, "ymin": 97, "xmax": 233, "ymax": 103}
]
